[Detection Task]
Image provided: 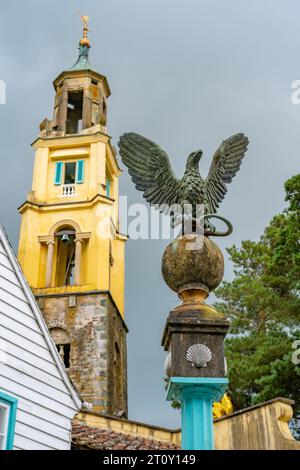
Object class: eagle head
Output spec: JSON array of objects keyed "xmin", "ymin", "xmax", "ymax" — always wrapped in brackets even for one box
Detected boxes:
[{"xmin": 186, "ymin": 150, "xmax": 203, "ymax": 169}]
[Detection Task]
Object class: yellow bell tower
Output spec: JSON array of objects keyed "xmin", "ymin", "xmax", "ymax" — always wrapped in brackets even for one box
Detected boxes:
[{"xmin": 18, "ymin": 20, "xmax": 128, "ymax": 415}]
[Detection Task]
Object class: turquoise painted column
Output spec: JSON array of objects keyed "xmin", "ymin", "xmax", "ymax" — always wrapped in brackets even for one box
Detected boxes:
[{"xmin": 167, "ymin": 377, "xmax": 228, "ymax": 450}]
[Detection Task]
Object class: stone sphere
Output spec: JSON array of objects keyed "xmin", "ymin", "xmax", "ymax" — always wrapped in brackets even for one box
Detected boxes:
[{"xmin": 161, "ymin": 234, "xmax": 224, "ymax": 295}]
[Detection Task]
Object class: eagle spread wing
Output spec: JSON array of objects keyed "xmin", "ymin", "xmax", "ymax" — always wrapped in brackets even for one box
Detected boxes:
[
  {"xmin": 205, "ymin": 133, "xmax": 249, "ymax": 213},
  {"xmin": 118, "ymin": 132, "xmax": 180, "ymax": 210}
]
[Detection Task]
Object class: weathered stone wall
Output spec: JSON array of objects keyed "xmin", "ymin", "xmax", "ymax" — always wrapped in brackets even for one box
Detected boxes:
[
  {"xmin": 106, "ymin": 298, "xmax": 128, "ymax": 416},
  {"xmin": 74, "ymin": 398, "xmax": 300, "ymax": 450},
  {"xmin": 214, "ymin": 397, "xmax": 300, "ymax": 450},
  {"xmin": 36, "ymin": 292, "xmax": 127, "ymax": 415}
]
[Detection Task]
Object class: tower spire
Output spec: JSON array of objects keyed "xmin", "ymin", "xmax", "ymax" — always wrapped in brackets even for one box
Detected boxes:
[{"xmin": 71, "ymin": 15, "xmax": 92, "ymax": 71}]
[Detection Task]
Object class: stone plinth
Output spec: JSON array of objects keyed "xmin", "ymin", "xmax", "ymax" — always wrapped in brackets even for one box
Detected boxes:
[{"xmin": 162, "ymin": 306, "xmax": 230, "ymax": 378}]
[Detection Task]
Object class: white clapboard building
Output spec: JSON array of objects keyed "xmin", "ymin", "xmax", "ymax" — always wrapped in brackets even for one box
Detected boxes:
[{"xmin": 0, "ymin": 224, "xmax": 81, "ymax": 450}]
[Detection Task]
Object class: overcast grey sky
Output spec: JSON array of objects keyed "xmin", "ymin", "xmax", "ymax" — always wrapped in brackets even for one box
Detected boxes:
[{"xmin": 0, "ymin": 0, "xmax": 299, "ymax": 428}]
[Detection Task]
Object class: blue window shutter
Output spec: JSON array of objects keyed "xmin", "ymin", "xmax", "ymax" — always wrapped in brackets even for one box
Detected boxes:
[
  {"xmin": 106, "ymin": 179, "xmax": 111, "ymax": 198},
  {"xmin": 54, "ymin": 162, "xmax": 63, "ymax": 185},
  {"xmin": 0, "ymin": 391, "xmax": 18, "ymax": 450},
  {"xmin": 76, "ymin": 160, "xmax": 85, "ymax": 184}
]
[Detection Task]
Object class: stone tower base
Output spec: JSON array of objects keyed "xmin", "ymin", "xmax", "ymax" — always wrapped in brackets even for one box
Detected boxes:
[{"xmin": 35, "ymin": 291, "xmax": 128, "ymax": 416}]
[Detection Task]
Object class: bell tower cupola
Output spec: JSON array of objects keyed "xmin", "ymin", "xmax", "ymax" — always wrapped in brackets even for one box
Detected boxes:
[
  {"xmin": 18, "ymin": 18, "xmax": 128, "ymax": 416},
  {"xmin": 40, "ymin": 17, "xmax": 109, "ymax": 136}
]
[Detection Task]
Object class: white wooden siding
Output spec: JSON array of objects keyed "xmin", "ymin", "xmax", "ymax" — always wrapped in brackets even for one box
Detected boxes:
[{"xmin": 0, "ymin": 231, "xmax": 81, "ymax": 450}]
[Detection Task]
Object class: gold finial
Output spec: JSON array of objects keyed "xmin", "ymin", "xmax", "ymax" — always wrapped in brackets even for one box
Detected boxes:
[{"xmin": 79, "ymin": 14, "xmax": 91, "ymax": 48}]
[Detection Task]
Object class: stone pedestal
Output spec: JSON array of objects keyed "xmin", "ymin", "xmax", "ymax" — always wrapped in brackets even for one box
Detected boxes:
[{"xmin": 162, "ymin": 305, "xmax": 230, "ymax": 450}]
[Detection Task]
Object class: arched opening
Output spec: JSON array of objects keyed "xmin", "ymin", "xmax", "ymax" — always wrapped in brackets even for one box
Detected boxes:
[
  {"xmin": 55, "ymin": 226, "xmax": 76, "ymax": 286},
  {"xmin": 50, "ymin": 328, "xmax": 71, "ymax": 369},
  {"xmin": 43, "ymin": 220, "xmax": 88, "ymax": 288},
  {"xmin": 114, "ymin": 341, "xmax": 120, "ymax": 366},
  {"xmin": 66, "ymin": 90, "xmax": 83, "ymax": 134}
]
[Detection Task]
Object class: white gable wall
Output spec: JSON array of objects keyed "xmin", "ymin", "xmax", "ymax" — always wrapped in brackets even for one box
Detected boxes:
[{"xmin": 0, "ymin": 230, "xmax": 81, "ymax": 450}]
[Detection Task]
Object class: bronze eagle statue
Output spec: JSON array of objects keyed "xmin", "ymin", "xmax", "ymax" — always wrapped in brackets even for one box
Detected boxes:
[{"xmin": 118, "ymin": 132, "xmax": 249, "ymax": 233}]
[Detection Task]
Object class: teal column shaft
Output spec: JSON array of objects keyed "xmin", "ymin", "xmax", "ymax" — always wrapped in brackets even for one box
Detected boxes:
[
  {"xmin": 181, "ymin": 386, "xmax": 215, "ymax": 450},
  {"xmin": 167, "ymin": 377, "xmax": 228, "ymax": 451}
]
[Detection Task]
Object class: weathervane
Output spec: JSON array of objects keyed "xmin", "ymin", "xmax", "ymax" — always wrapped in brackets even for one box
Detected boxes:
[
  {"xmin": 78, "ymin": 13, "xmax": 91, "ymax": 48},
  {"xmin": 80, "ymin": 15, "xmax": 90, "ymax": 30}
]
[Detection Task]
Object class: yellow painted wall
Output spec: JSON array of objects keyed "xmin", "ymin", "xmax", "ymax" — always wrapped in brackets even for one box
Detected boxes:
[{"xmin": 18, "ymin": 131, "xmax": 126, "ymax": 316}]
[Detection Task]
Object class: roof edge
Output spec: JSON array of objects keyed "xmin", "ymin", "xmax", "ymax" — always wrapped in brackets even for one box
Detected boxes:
[{"xmin": 0, "ymin": 224, "xmax": 82, "ymax": 410}]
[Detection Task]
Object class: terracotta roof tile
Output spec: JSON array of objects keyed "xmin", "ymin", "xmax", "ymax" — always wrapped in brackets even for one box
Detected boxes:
[{"xmin": 72, "ymin": 423, "xmax": 179, "ymax": 450}]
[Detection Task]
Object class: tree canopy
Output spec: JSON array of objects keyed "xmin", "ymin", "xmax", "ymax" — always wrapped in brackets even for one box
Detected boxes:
[{"xmin": 214, "ymin": 174, "xmax": 300, "ymax": 426}]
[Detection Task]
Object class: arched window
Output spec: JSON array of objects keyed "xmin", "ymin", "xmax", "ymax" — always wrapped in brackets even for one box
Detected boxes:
[
  {"xmin": 43, "ymin": 220, "xmax": 89, "ymax": 288},
  {"xmin": 50, "ymin": 328, "xmax": 71, "ymax": 369},
  {"xmin": 55, "ymin": 227, "xmax": 76, "ymax": 286}
]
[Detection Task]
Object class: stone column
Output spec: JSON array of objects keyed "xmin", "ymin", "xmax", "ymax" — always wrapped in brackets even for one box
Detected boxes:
[
  {"xmin": 82, "ymin": 88, "xmax": 92, "ymax": 129},
  {"xmin": 45, "ymin": 241, "xmax": 55, "ymax": 288},
  {"xmin": 167, "ymin": 377, "xmax": 228, "ymax": 450},
  {"xmin": 74, "ymin": 239, "xmax": 83, "ymax": 285},
  {"xmin": 57, "ymin": 89, "xmax": 68, "ymax": 132}
]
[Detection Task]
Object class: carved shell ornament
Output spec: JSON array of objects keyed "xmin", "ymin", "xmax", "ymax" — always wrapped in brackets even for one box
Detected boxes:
[{"xmin": 186, "ymin": 344, "xmax": 212, "ymax": 368}]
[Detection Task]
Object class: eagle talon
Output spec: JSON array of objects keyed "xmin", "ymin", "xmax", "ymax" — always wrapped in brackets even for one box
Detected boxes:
[{"xmin": 202, "ymin": 214, "xmax": 233, "ymax": 237}]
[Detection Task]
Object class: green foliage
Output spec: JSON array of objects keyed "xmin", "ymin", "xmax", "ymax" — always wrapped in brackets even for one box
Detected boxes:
[
  {"xmin": 255, "ymin": 351, "xmax": 300, "ymax": 404},
  {"xmin": 214, "ymin": 174, "xmax": 300, "ymax": 419},
  {"xmin": 264, "ymin": 175, "xmax": 300, "ymax": 293},
  {"xmin": 225, "ymin": 331, "xmax": 299, "ymax": 410}
]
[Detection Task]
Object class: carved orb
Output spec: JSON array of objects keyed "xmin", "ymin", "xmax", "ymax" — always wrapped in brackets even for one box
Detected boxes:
[{"xmin": 161, "ymin": 234, "xmax": 224, "ymax": 298}]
